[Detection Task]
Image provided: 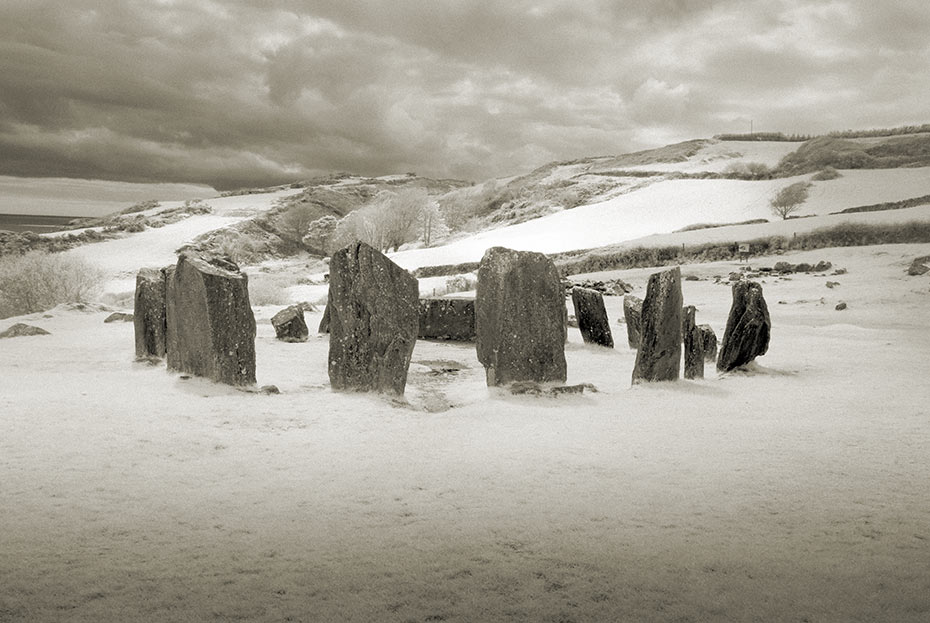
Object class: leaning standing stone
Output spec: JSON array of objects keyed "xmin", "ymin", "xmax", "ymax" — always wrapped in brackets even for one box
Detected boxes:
[
  {"xmin": 698, "ymin": 324, "xmax": 718, "ymax": 362},
  {"xmin": 622, "ymin": 294, "xmax": 643, "ymax": 349},
  {"xmin": 717, "ymin": 280, "xmax": 771, "ymax": 372},
  {"xmin": 134, "ymin": 267, "xmax": 168, "ymax": 359},
  {"xmin": 166, "ymin": 254, "xmax": 256, "ymax": 386},
  {"xmin": 571, "ymin": 287, "xmax": 613, "ymax": 348},
  {"xmin": 682, "ymin": 305, "xmax": 704, "ymax": 379},
  {"xmin": 632, "ymin": 267, "xmax": 682, "ymax": 383},
  {"xmin": 327, "ymin": 242, "xmax": 419, "ymax": 395},
  {"xmin": 271, "ymin": 305, "xmax": 309, "ymax": 342},
  {"xmin": 318, "ymin": 304, "xmax": 330, "ymax": 334},
  {"xmin": 476, "ymin": 247, "xmax": 567, "ymax": 386},
  {"xmin": 418, "ymin": 298, "xmax": 476, "ymax": 341}
]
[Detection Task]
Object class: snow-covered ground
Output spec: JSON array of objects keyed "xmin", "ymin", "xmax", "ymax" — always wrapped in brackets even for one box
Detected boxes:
[{"xmin": 2, "ymin": 243, "xmax": 929, "ymax": 621}]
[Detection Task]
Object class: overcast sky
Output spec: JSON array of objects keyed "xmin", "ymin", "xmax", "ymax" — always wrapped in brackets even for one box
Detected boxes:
[{"xmin": 1, "ymin": 0, "xmax": 928, "ymax": 190}]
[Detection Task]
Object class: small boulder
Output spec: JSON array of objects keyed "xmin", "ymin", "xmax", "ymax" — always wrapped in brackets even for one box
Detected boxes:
[
  {"xmin": 907, "ymin": 256, "xmax": 930, "ymax": 276},
  {"xmin": 327, "ymin": 242, "xmax": 419, "ymax": 395},
  {"xmin": 729, "ymin": 272, "xmax": 742, "ymax": 281},
  {"xmin": 794, "ymin": 262, "xmax": 813, "ymax": 272},
  {"xmin": 835, "ymin": 302, "xmax": 847, "ymax": 311},
  {"xmin": 717, "ymin": 280, "xmax": 771, "ymax": 372},
  {"xmin": 773, "ymin": 261, "xmax": 794, "ymax": 273},
  {"xmin": 0, "ymin": 323, "xmax": 50, "ymax": 338},
  {"xmin": 418, "ymin": 298, "xmax": 476, "ymax": 341},
  {"xmin": 104, "ymin": 312, "xmax": 134, "ymax": 323},
  {"xmin": 571, "ymin": 287, "xmax": 613, "ymax": 348},
  {"xmin": 476, "ymin": 247, "xmax": 566, "ymax": 386},
  {"xmin": 271, "ymin": 305, "xmax": 309, "ymax": 342},
  {"xmin": 622, "ymin": 294, "xmax": 643, "ymax": 349},
  {"xmin": 632, "ymin": 267, "xmax": 682, "ymax": 383},
  {"xmin": 698, "ymin": 324, "xmax": 717, "ymax": 362},
  {"xmin": 682, "ymin": 305, "xmax": 704, "ymax": 380},
  {"xmin": 813, "ymin": 261, "xmax": 832, "ymax": 272}
]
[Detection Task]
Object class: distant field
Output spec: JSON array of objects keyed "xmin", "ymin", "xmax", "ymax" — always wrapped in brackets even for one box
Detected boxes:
[{"xmin": 0, "ymin": 213, "xmax": 79, "ymax": 233}]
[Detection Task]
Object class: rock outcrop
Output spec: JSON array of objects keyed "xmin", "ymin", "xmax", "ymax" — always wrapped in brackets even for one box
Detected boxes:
[
  {"xmin": 271, "ymin": 305, "xmax": 309, "ymax": 342},
  {"xmin": 698, "ymin": 324, "xmax": 718, "ymax": 362},
  {"xmin": 418, "ymin": 298, "xmax": 476, "ymax": 341},
  {"xmin": 571, "ymin": 287, "xmax": 613, "ymax": 348},
  {"xmin": 682, "ymin": 305, "xmax": 703, "ymax": 379},
  {"xmin": 622, "ymin": 294, "xmax": 643, "ymax": 349},
  {"xmin": 133, "ymin": 267, "xmax": 168, "ymax": 359},
  {"xmin": 476, "ymin": 247, "xmax": 567, "ymax": 386},
  {"xmin": 717, "ymin": 280, "xmax": 771, "ymax": 372},
  {"xmin": 632, "ymin": 267, "xmax": 682, "ymax": 383},
  {"xmin": 327, "ymin": 242, "xmax": 419, "ymax": 395},
  {"xmin": 166, "ymin": 254, "xmax": 256, "ymax": 386}
]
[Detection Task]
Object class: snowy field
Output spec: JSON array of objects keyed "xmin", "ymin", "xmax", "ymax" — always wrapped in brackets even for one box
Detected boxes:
[{"xmin": 2, "ymin": 244, "xmax": 929, "ymax": 622}]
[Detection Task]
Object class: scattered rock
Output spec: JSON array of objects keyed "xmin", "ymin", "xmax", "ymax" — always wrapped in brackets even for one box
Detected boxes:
[
  {"xmin": 622, "ymin": 294, "xmax": 643, "ymax": 349},
  {"xmin": 476, "ymin": 247, "xmax": 567, "ymax": 387},
  {"xmin": 682, "ymin": 305, "xmax": 704, "ymax": 380},
  {"xmin": 729, "ymin": 272, "xmax": 742, "ymax": 281},
  {"xmin": 684, "ymin": 274, "xmax": 700, "ymax": 281},
  {"xmin": 698, "ymin": 324, "xmax": 717, "ymax": 362},
  {"xmin": 509, "ymin": 381, "xmax": 597, "ymax": 396},
  {"xmin": 327, "ymin": 242, "xmax": 419, "ymax": 395},
  {"xmin": 794, "ymin": 262, "xmax": 813, "ymax": 273},
  {"xmin": 825, "ymin": 281, "xmax": 840, "ymax": 289},
  {"xmin": 832, "ymin": 268, "xmax": 847, "ymax": 275},
  {"xmin": 773, "ymin": 261, "xmax": 794, "ymax": 273},
  {"xmin": 0, "ymin": 323, "xmax": 50, "ymax": 338},
  {"xmin": 166, "ymin": 254, "xmax": 256, "ymax": 386},
  {"xmin": 134, "ymin": 266, "xmax": 169, "ymax": 360},
  {"xmin": 835, "ymin": 302, "xmax": 847, "ymax": 311},
  {"xmin": 571, "ymin": 287, "xmax": 614, "ymax": 348},
  {"xmin": 632, "ymin": 267, "xmax": 682, "ymax": 383},
  {"xmin": 717, "ymin": 280, "xmax": 771, "ymax": 372},
  {"xmin": 104, "ymin": 312, "xmax": 134, "ymax": 323},
  {"xmin": 813, "ymin": 261, "xmax": 832, "ymax": 273},
  {"xmin": 907, "ymin": 256, "xmax": 930, "ymax": 276},
  {"xmin": 565, "ymin": 278, "xmax": 632, "ymax": 296},
  {"xmin": 260, "ymin": 384, "xmax": 280, "ymax": 395},
  {"xmin": 418, "ymin": 298, "xmax": 476, "ymax": 341},
  {"xmin": 271, "ymin": 305, "xmax": 309, "ymax": 342}
]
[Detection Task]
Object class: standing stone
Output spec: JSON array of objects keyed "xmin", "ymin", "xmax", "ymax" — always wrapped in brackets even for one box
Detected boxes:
[
  {"xmin": 418, "ymin": 298, "xmax": 476, "ymax": 341},
  {"xmin": 271, "ymin": 305, "xmax": 309, "ymax": 342},
  {"xmin": 476, "ymin": 247, "xmax": 567, "ymax": 386},
  {"xmin": 571, "ymin": 287, "xmax": 614, "ymax": 348},
  {"xmin": 698, "ymin": 324, "xmax": 718, "ymax": 362},
  {"xmin": 318, "ymin": 304, "xmax": 330, "ymax": 334},
  {"xmin": 717, "ymin": 280, "xmax": 771, "ymax": 372},
  {"xmin": 327, "ymin": 242, "xmax": 419, "ymax": 395},
  {"xmin": 166, "ymin": 254, "xmax": 256, "ymax": 386},
  {"xmin": 622, "ymin": 294, "xmax": 643, "ymax": 349},
  {"xmin": 682, "ymin": 305, "xmax": 704, "ymax": 379},
  {"xmin": 632, "ymin": 267, "xmax": 682, "ymax": 383},
  {"xmin": 134, "ymin": 267, "xmax": 168, "ymax": 359}
]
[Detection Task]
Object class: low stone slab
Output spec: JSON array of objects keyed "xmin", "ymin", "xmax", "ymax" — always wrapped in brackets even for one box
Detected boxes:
[
  {"xmin": 717, "ymin": 280, "xmax": 771, "ymax": 372},
  {"xmin": 134, "ymin": 267, "xmax": 168, "ymax": 359},
  {"xmin": 632, "ymin": 267, "xmax": 682, "ymax": 383},
  {"xmin": 476, "ymin": 247, "xmax": 566, "ymax": 386},
  {"xmin": 104, "ymin": 312, "xmax": 134, "ymax": 323},
  {"xmin": 622, "ymin": 294, "xmax": 643, "ymax": 349},
  {"xmin": 0, "ymin": 323, "xmax": 50, "ymax": 338},
  {"xmin": 418, "ymin": 298, "xmax": 476, "ymax": 341},
  {"xmin": 166, "ymin": 254, "xmax": 256, "ymax": 386},
  {"xmin": 271, "ymin": 305, "xmax": 309, "ymax": 342},
  {"xmin": 682, "ymin": 305, "xmax": 704, "ymax": 379},
  {"xmin": 571, "ymin": 287, "xmax": 613, "ymax": 348},
  {"xmin": 327, "ymin": 242, "xmax": 419, "ymax": 395}
]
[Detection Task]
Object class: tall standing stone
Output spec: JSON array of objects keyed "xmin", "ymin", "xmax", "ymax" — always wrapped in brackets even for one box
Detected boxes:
[
  {"xmin": 717, "ymin": 280, "xmax": 771, "ymax": 372},
  {"xmin": 631, "ymin": 267, "xmax": 682, "ymax": 383},
  {"xmin": 476, "ymin": 247, "xmax": 567, "ymax": 386},
  {"xmin": 418, "ymin": 298, "xmax": 476, "ymax": 341},
  {"xmin": 134, "ymin": 267, "xmax": 168, "ymax": 359},
  {"xmin": 327, "ymin": 242, "xmax": 419, "ymax": 395},
  {"xmin": 623, "ymin": 294, "xmax": 643, "ymax": 349},
  {"xmin": 166, "ymin": 254, "xmax": 256, "ymax": 386},
  {"xmin": 698, "ymin": 324, "xmax": 717, "ymax": 362},
  {"xmin": 682, "ymin": 305, "xmax": 704, "ymax": 379},
  {"xmin": 571, "ymin": 287, "xmax": 614, "ymax": 348}
]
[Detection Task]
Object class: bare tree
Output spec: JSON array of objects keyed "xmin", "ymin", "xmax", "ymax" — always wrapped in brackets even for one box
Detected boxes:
[
  {"xmin": 377, "ymin": 188, "xmax": 430, "ymax": 252},
  {"xmin": 770, "ymin": 182, "xmax": 811, "ymax": 220},
  {"xmin": 303, "ymin": 215, "xmax": 338, "ymax": 255},
  {"xmin": 279, "ymin": 204, "xmax": 317, "ymax": 247}
]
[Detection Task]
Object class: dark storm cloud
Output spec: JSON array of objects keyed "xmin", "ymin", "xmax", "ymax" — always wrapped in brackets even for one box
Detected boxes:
[{"xmin": 0, "ymin": 0, "xmax": 928, "ymax": 189}]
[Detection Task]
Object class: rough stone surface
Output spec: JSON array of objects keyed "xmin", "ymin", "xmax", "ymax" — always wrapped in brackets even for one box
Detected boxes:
[
  {"xmin": 622, "ymin": 294, "xmax": 643, "ymax": 349},
  {"xmin": 0, "ymin": 323, "xmax": 50, "ymax": 338},
  {"xmin": 835, "ymin": 301, "xmax": 847, "ymax": 311},
  {"xmin": 698, "ymin": 324, "xmax": 718, "ymax": 362},
  {"xmin": 166, "ymin": 254, "xmax": 256, "ymax": 386},
  {"xmin": 318, "ymin": 304, "xmax": 330, "ymax": 333},
  {"xmin": 271, "ymin": 305, "xmax": 309, "ymax": 342},
  {"xmin": 717, "ymin": 280, "xmax": 771, "ymax": 372},
  {"xmin": 907, "ymin": 256, "xmax": 930, "ymax": 276},
  {"xmin": 682, "ymin": 305, "xmax": 704, "ymax": 379},
  {"xmin": 104, "ymin": 312, "xmax": 134, "ymax": 323},
  {"xmin": 632, "ymin": 267, "xmax": 682, "ymax": 383},
  {"xmin": 476, "ymin": 247, "xmax": 566, "ymax": 386},
  {"xmin": 327, "ymin": 242, "xmax": 419, "ymax": 395},
  {"xmin": 133, "ymin": 267, "xmax": 168, "ymax": 359},
  {"xmin": 418, "ymin": 298, "xmax": 476, "ymax": 341},
  {"xmin": 571, "ymin": 287, "xmax": 613, "ymax": 348}
]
